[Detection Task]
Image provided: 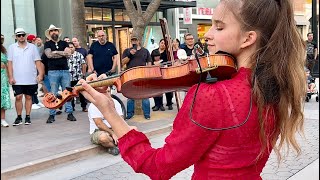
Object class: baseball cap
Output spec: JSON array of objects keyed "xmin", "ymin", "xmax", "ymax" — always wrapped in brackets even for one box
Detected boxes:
[
  {"xmin": 27, "ymin": 34, "xmax": 36, "ymax": 42},
  {"xmin": 131, "ymin": 35, "xmax": 138, "ymax": 40}
]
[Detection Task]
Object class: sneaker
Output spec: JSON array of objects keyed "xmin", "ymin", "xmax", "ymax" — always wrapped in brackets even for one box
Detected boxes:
[
  {"xmin": 46, "ymin": 115, "xmax": 55, "ymax": 123},
  {"xmin": 159, "ymin": 106, "xmax": 165, "ymax": 111},
  {"xmin": 37, "ymin": 102, "xmax": 45, "ymax": 108},
  {"xmin": 25, "ymin": 117, "xmax": 31, "ymax": 125},
  {"xmin": 106, "ymin": 147, "xmax": 120, "ymax": 156},
  {"xmin": 56, "ymin": 110, "xmax": 62, "ymax": 115},
  {"xmin": 1, "ymin": 120, "xmax": 9, "ymax": 127},
  {"xmin": 144, "ymin": 116, "xmax": 151, "ymax": 120},
  {"xmin": 31, "ymin": 104, "xmax": 41, "ymax": 110},
  {"xmin": 168, "ymin": 105, "xmax": 173, "ymax": 110},
  {"xmin": 153, "ymin": 106, "xmax": 159, "ymax": 111},
  {"xmin": 67, "ymin": 113, "xmax": 77, "ymax": 121},
  {"xmin": 13, "ymin": 117, "xmax": 23, "ymax": 126},
  {"xmin": 82, "ymin": 108, "xmax": 88, "ymax": 112}
]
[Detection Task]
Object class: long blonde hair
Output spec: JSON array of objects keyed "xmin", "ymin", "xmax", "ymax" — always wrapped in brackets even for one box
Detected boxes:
[{"xmin": 224, "ymin": 0, "xmax": 306, "ymax": 161}]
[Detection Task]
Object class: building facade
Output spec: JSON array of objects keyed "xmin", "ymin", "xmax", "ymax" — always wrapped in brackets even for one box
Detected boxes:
[{"xmin": 1, "ymin": 0, "xmax": 37, "ymax": 48}]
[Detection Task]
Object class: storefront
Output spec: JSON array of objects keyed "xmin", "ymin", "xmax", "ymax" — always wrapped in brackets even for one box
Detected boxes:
[{"xmin": 84, "ymin": 0, "xmax": 196, "ymax": 60}]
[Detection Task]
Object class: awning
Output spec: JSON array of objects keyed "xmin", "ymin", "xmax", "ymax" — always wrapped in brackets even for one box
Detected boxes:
[
  {"xmin": 85, "ymin": 0, "xmax": 197, "ymax": 10},
  {"xmin": 294, "ymin": 15, "xmax": 309, "ymax": 26}
]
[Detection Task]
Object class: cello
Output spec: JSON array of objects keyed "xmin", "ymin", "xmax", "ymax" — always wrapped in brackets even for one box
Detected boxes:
[{"xmin": 42, "ymin": 19, "xmax": 237, "ymax": 109}]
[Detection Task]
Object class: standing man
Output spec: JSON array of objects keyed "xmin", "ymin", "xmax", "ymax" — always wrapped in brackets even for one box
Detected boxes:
[
  {"xmin": 72, "ymin": 37, "xmax": 88, "ymax": 60},
  {"xmin": 67, "ymin": 42, "xmax": 87, "ymax": 112},
  {"xmin": 306, "ymin": 32, "xmax": 318, "ymax": 75},
  {"xmin": 8, "ymin": 28, "xmax": 44, "ymax": 125},
  {"xmin": 148, "ymin": 37, "xmax": 158, "ymax": 53},
  {"xmin": 43, "ymin": 24, "xmax": 76, "ymax": 123},
  {"xmin": 87, "ymin": 30, "xmax": 118, "ymax": 75},
  {"xmin": 182, "ymin": 33, "xmax": 195, "ymax": 57},
  {"xmin": 72, "ymin": 37, "xmax": 88, "ymax": 104},
  {"xmin": 121, "ymin": 35, "xmax": 152, "ymax": 120}
]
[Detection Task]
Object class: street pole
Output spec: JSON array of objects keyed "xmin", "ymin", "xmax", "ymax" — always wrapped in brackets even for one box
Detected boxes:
[{"xmin": 311, "ymin": 0, "xmax": 318, "ymax": 45}]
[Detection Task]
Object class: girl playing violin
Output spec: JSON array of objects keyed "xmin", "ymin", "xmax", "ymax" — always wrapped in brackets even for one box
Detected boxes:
[{"xmin": 78, "ymin": 0, "xmax": 306, "ymax": 179}]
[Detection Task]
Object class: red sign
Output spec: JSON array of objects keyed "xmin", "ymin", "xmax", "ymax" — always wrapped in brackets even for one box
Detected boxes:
[{"xmin": 197, "ymin": 8, "xmax": 214, "ymax": 15}]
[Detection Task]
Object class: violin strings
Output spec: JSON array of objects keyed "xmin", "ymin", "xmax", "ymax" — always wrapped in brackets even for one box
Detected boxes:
[{"xmin": 188, "ymin": 53, "xmax": 253, "ymax": 131}]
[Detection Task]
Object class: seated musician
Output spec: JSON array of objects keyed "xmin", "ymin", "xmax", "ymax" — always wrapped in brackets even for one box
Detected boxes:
[{"xmin": 87, "ymin": 73, "xmax": 130, "ymax": 155}]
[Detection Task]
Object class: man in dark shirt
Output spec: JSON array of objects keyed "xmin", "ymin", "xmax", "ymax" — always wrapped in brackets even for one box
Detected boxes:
[
  {"xmin": 72, "ymin": 37, "xmax": 88, "ymax": 59},
  {"xmin": 43, "ymin": 24, "xmax": 77, "ymax": 123},
  {"xmin": 306, "ymin": 32, "xmax": 318, "ymax": 75},
  {"xmin": 87, "ymin": 30, "xmax": 118, "ymax": 76},
  {"xmin": 121, "ymin": 36, "xmax": 152, "ymax": 120},
  {"xmin": 182, "ymin": 33, "xmax": 195, "ymax": 57}
]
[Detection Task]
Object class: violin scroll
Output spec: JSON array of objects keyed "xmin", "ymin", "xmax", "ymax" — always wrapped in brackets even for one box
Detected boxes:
[{"xmin": 42, "ymin": 87, "xmax": 79, "ymax": 109}]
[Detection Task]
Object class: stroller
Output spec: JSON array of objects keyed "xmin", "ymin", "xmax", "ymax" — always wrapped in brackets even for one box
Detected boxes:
[{"xmin": 305, "ymin": 74, "xmax": 319, "ymax": 102}]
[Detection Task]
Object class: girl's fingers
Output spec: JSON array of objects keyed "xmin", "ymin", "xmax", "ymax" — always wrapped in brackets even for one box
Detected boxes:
[
  {"xmin": 80, "ymin": 82, "xmax": 101, "ymax": 103},
  {"xmin": 86, "ymin": 73, "xmax": 98, "ymax": 81}
]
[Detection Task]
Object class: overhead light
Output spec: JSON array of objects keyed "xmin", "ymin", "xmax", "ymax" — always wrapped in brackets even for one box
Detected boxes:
[{"xmin": 114, "ymin": 25, "xmax": 122, "ymax": 28}]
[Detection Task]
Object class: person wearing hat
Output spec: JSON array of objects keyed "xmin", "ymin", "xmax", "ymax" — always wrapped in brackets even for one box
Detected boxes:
[
  {"xmin": 43, "ymin": 24, "xmax": 77, "ymax": 123},
  {"xmin": 121, "ymin": 35, "xmax": 152, "ymax": 120},
  {"xmin": 7, "ymin": 28, "xmax": 44, "ymax": 126},
  {"xmin": 27, "ymin": 34, "xmax": 36, "ymax": 44},
  {"xmin": 147, "ymin": 36, "xmax": 159, "ymax": 53},
  {"xmin": 87, "ymin": 30, "xmax": 118, "ymax": 76}
]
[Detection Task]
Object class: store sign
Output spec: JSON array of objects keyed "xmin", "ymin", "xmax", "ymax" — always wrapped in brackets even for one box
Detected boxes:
[
  {"xmin": 183, "ymin": 8, "xmax": 192, "ymax": 24},
  {"xmin": 197, "ymin": 8, "xmax": 214, "ymax": 15},
  {"xmin": 197, "ymin": 0, "xmax": 219, "ymax": 8}
]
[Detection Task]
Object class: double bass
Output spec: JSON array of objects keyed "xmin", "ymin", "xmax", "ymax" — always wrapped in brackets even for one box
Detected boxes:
[{"xmin": 42, "ymin": 18, "xmax": 237, "ymax": 109}]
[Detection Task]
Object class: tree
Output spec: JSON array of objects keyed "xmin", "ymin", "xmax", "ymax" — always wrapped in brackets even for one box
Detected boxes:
[
  {"xmin": 123, "ymin": 0, "xmax": 162, "ymax": 41},
  {"xmin": 71, "ymin": 0, "xmax": 87, "ymax": 48},
  {"xmin": 123, "ymin": 0, "xmax": 162, "ymax": 115}
]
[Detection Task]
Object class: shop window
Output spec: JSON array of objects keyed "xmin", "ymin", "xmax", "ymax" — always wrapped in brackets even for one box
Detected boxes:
[
  {"xmin": 85, "ymin": 7, "xmax": 92, "ymax": 21},
  {"xmin": 103, "ymin": 8, "xmax": 112, "ymax": 21},
  {"xmin": 115, "ymin": 9, "xmax": 123, "ymax": 21},
  {"xmin": 92, "ymin": 8, "xmax": 102, "ymax": 21}
]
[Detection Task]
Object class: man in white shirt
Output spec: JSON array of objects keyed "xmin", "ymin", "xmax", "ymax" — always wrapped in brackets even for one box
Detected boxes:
[
  {"xmin": 8, "ymin": 28, "xmax": 44, "ymax": 126},
  {"xmin": 148, "ymin": 37, "xmax": 159, "ymax": 53},
  {"xmin": 88, "ymin": 95, "xmax": 123, "ymax": 155}
]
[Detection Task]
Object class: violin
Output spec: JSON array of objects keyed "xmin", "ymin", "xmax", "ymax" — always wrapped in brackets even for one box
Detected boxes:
[{"xmin": 42, "ymin": 19, "xmax": 237, "ymax": 109}]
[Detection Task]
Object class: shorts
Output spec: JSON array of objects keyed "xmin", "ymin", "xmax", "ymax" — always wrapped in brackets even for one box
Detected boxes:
[
  {"xmin": 90, "ymin": 129, "xmax": 113, "ymax": 145},
  {"xmin": 12, "ymin": 84, "xmax": 38, "ymax": 96}
]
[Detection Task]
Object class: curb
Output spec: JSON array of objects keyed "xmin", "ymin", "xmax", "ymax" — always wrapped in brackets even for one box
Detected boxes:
[{"xmin": 1, "ymin": 124, "xmax": 173, "ymax": 180}]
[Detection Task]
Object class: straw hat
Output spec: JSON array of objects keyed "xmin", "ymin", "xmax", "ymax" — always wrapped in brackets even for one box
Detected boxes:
[
  {"xmin": 45, "ymin": 24, "xmax": 62, "ymax": 40},
  {"xmin": 12, "ymin": 28, "xmax": 28, "ymax": 38}
]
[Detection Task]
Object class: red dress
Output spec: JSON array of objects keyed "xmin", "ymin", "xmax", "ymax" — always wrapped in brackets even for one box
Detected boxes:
[{"xmin": 118, "ymin": 68, "xmax": 277, "ymax": 179}]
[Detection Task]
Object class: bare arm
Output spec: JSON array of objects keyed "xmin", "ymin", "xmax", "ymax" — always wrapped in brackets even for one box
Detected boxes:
[
  {"xmin": 315, "ymin": 48, "xmax": 318, "ymax": 60},
  {"xmin": 81, "ymin": 63, "xmax": 87, "ymax": 77},
  {"xmin": 87, "ymin": 54, "xmax": 94, "ymax": 73},
  {"xmin": 45, "ymin": 48, "xmax": 64, "ymax": 59},
  {"xmin": 7, "ymin": 61, "xmax": 15, "ymax": 84},
  {"xmin": 93, "ymin": 118, "xmax": 115, "ymax": 135},
  {"xmin": 111, "ymin": 56, "xmax": 117, "ymax": 72},
  {"xmin": 44, "ymin": 48, "xmax": 71, "ymax": 59},
  {"xmin": 35, "ymin": 60, "xmax": 44, "ymax": 82}
]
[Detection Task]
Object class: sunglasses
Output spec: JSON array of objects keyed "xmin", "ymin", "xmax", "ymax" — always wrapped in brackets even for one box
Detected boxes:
[{"xmin": 16, "ymin": 34, "xmax": 26, "ymax": 37}]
